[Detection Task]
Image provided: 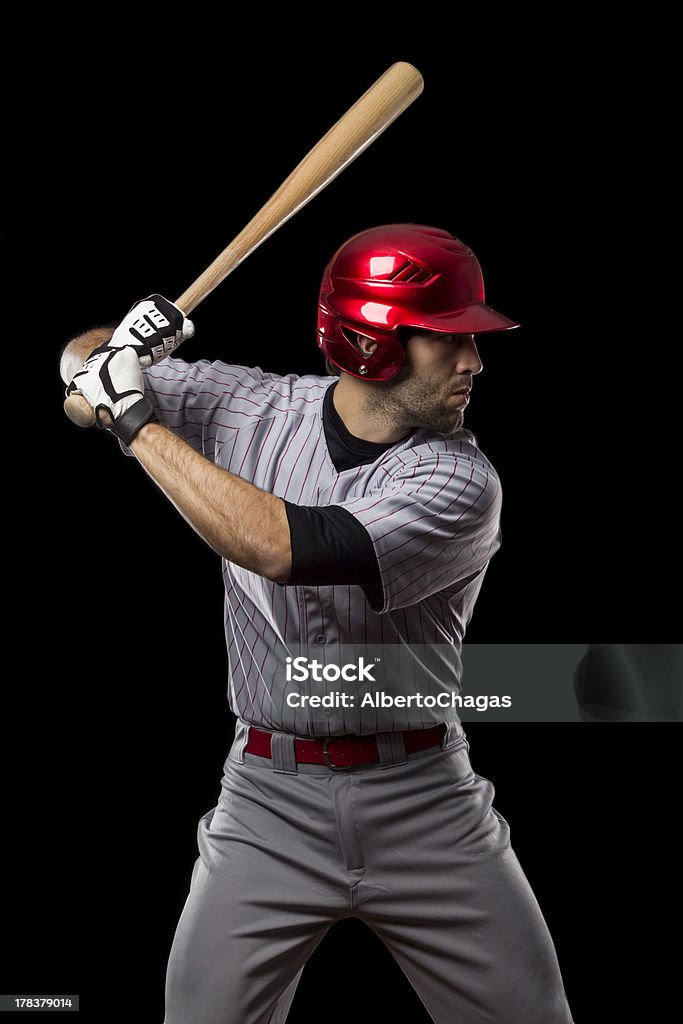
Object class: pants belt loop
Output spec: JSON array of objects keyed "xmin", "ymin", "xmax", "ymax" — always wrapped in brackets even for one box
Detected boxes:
[
  {"xmin": 232, "ymin": 719, "xmax": 251, "ymax": 764},
  {"xmin": 443, "ymin": 720, "xmax": 470, "ymax": 752},
  {"xmin": 271, "ymin": 732, "xmax": 299, "ymax": 775},
  {"xmin": 376, "ymin": 732, "xmax": 408, "ymax": 769}
]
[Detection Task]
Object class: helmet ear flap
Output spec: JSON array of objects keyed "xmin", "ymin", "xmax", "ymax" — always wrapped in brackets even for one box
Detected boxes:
[{"xmin": 317, "ymin": 306, "xmax": 406, "ymax": 381}]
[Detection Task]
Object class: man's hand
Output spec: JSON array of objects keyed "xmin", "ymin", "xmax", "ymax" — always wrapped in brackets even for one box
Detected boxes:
[
  {"xmin": 107, "ymin": 294, "xmax": 194, "ymax": 367},
  {"xmin": 65, "ymin": 345, "xmax": 156, "ymax": 444}
]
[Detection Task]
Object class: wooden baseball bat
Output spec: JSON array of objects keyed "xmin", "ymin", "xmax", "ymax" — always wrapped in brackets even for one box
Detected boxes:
[{"xmin": 64, "ymin": 61, "xmax": 424, "ymax": 427}]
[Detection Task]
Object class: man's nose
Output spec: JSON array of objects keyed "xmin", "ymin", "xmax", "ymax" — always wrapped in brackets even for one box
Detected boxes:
[{"xmin": 454, "ymin": 336, "xmax": 483, "ymax": 375}]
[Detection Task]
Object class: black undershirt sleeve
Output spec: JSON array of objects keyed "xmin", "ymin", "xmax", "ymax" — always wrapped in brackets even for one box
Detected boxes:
[{"xmin": 281, "ymin": 501, "xmax": 382, "ymax": 601}]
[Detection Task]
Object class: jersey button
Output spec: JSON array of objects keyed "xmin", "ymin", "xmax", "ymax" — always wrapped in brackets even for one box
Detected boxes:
[{"xmin": 315, "ymin": 633, "xmax": 326, "ymax": 645}]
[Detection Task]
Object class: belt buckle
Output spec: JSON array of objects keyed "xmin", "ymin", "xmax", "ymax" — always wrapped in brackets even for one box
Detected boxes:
[{"xmin": 322, "ymin": 737, "xmax": 353, "ymax": 771}]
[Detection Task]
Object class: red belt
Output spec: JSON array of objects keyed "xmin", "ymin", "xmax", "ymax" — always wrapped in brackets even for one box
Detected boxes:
[{"xmin": 245, "ymin": 724, "xmax": 446, "ymax": 770}]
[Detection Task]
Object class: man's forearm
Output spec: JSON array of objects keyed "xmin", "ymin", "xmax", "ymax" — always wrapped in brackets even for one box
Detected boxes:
[
  {"xmin": 129, "ymin": 421, "xmax": 292, "ymax": 583},
  {"xmin": 60, "ymin": 326, "xmax": 115, "ymax": 384},
  {"xmin": 61, "ymin": 317, "xmax": 292, "ymax": 580}
]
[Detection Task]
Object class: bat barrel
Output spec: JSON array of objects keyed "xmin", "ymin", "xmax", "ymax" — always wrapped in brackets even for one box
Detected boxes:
[
  {"xmin": 64, "ymin": 62, "xmax": 424, "ymax": 428},
  {"xmin": 175, "ymin": 62, "xmax": 423, "ymax": 314}
]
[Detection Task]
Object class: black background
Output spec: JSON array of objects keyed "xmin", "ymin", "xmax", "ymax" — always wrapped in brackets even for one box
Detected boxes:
[{"xmin": 3, "ymin": 29, "xmax": 679, "ymax": 1024}]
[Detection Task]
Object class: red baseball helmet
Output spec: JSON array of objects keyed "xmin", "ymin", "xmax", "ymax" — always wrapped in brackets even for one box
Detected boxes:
[{"xmin": 317, "ymin": 224, "xmax": 520, "ymax": 381}]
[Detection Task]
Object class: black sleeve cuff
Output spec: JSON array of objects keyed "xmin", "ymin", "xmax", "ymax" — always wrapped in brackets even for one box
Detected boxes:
[{"xmin": 281, "ymin": 502, "xmax": 383, "ymax": 597}]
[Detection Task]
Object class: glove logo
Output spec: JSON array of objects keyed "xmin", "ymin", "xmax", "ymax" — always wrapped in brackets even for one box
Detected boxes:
[{"xmin": 131, "ymin": 308, "xmax": 170, "ymax": 339}]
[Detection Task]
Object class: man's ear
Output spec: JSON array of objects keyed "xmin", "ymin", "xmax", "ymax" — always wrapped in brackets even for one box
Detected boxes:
[{"xmin": 355, "ymin": 332, "xmax": 378, "ymax": 357}]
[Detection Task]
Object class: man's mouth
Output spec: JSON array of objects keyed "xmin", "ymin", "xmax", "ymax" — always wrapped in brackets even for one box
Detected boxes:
[{"xmin": 449, "ymin": 389, "xmax": 470, "ymax": 405}]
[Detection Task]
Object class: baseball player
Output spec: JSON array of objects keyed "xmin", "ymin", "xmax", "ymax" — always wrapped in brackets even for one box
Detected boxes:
[{"xmin": 62, "ymin": 224, "xmax": 574, "ymax": 1023}]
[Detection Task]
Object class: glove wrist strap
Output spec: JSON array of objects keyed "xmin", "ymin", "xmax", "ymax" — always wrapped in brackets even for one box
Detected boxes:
[{"xmin": 101, "ymin": 398, "xmax": 158, "ymax": 444}]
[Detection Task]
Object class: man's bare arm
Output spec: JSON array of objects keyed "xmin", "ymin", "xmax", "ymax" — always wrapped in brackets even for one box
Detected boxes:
[{"xmin": 129, "ymin": 421, "xmax": 292, "ymax": 584}]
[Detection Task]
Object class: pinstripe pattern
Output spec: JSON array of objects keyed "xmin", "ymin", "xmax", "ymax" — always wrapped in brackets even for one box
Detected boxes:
[{"xmin": 141, "ymin": 357, "xmax": 502, "ymax": 736}]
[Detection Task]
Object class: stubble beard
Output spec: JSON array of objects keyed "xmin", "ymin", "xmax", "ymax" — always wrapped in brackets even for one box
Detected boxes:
[{"xmin": 360, "ymin": 365, "xmax": 466, "ymax": 436}]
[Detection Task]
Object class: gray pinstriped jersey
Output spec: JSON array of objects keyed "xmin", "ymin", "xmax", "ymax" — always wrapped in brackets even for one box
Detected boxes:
[{"xmin": 140, "ymin": 358, "xmax": 502, "ymax": 737}]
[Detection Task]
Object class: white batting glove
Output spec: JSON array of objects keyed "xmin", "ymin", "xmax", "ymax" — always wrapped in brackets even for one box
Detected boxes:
[
  {"xmin": 66, "ymin": 345, "xmax": 156, "ymax": 444},
  {"xmin": 107, "ymin": 294, "xmax": 194, "ymax": 367}
]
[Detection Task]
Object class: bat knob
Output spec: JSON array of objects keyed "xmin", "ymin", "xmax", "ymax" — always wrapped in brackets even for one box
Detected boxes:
[{"xmin": 64, "ymin": 393, "xmax": 96, "ymax": 428}]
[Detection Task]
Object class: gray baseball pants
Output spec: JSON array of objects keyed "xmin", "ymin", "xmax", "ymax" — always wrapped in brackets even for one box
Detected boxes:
[{"xmin": 164, "ymin": 725, "xmax": 574, "ymax": 1023}]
